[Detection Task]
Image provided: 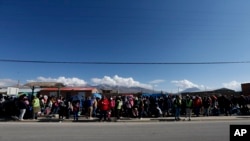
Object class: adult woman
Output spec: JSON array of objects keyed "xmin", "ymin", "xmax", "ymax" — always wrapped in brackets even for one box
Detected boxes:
[{"xmin": 18, "ymin": 94, "xmax": 27, "ymax": 121}]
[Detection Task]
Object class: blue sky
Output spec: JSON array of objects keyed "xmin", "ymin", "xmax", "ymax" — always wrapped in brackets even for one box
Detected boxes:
[{"xmin": 1, "ymin": 0, "xmax": 250, "ymax": 92}]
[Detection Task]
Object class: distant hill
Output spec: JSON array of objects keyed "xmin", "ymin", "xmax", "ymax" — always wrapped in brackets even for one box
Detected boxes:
[
  {"xmin": 181, "ymin": 87, "xmax": 201, "ymax": 93},
  {"xmin": 94, "ymin": 84, "xmax": 160, "ymax": 94}
]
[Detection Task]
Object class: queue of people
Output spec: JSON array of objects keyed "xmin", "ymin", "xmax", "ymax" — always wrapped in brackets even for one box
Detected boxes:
[{"xmin": 0, "ymin": 93, "xmax": 250, "ymax": 121}]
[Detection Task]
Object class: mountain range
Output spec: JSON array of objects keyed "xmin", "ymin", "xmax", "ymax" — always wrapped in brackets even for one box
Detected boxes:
[
  {"xmin": 94, "ymin": 84, "xmax": 161, "ymax": 94},
  {"xmin": 181, "ymin": 87, "xmax": 201, "ymax": 93},
  {"xmin": 94, "ymin": 84, "xmax": 200, "ymax": 94},
  {"xmin": 2, "ymin": 84, "xmax": 201, "ymax": 94}
]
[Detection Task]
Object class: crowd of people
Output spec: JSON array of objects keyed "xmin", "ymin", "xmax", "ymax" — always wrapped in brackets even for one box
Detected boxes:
[{"xmin": 0, "ymin": 92, "xmax": 250, "ymax": 121}]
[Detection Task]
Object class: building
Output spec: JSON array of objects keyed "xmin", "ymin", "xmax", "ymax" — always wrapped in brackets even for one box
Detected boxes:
[
  {"xmin": 241, "ymin": 83, "xmax": 250, "ymax": 96},
  {"xmin": 0, "ymin": 86, "xmax": 41, "ymax": 96},
  {"xmin": 40, "ymin": 87, "xmax": 99, "ymax": 99}
]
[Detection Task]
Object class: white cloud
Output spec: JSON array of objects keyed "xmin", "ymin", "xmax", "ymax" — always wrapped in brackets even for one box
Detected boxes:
[
  {"xmin": 91, "ymin": 75, "xmax": 152, "ymax": 89},
  {"xmin": 222, "ymin": 81, "xmax": 241, "ymax": 91},
  {"xmin": 171, "ymin": 79, "xmax": 198, "ymax": 88},
  {"xmin": 149, "ymin": 79, "xmax": 165, "ymax": 84},
  {"xmin": 0, "ymin": 79, "xmax": 18, "ymax": 87},
  {"xmin": 171, "ymin": 79, "xmax": 204, "ymax": 89},
  {"xmin": 27, "ymin": 76, "xmax": 87, "ymax": 87}
]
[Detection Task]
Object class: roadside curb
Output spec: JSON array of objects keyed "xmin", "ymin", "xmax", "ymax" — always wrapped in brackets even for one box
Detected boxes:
[{"xmin": 1, "ymin": 116, "xmax": 249, "ymax": 123}]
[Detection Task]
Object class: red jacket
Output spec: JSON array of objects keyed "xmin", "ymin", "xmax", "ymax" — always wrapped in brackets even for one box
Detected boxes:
[
  {"xmin": 193, "ymin": 97, "xmax": 202, "ymax": 107},
  {"xmin": 98, "ymin": 98, "xmax": 110, "ymax": 111}
]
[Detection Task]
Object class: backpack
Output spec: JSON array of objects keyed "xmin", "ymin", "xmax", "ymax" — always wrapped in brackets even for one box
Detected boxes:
[{"xmin": 174, "ymin": 99, "xmax": 181, "ymax": 107}]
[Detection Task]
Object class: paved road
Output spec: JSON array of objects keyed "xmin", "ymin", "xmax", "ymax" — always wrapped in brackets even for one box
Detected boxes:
[
  {"xmin": 2, "ymin": 114, "xmax": 250, "ymax": 122},
  {"xmin": 0, "ymin": 120, "xmax": 249, "ymax": 141}
]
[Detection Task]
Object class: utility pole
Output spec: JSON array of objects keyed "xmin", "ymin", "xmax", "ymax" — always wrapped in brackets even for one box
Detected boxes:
[{"xmin": 17, "ymin": 80, "xmax": 20, "ymax": 88}]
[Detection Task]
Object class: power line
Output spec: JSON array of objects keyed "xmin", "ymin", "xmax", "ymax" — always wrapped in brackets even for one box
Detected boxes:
[{"xmin": 1, "ymin": 59, "xmax": 250, "ymax": 65}]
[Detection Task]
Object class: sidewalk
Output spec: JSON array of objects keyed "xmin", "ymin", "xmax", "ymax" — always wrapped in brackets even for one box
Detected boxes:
[{"xmin": 1, "ymin": 115, "xmax": 250, "ymax": 122}]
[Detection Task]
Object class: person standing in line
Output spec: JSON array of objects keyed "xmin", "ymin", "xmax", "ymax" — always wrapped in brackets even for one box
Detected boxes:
[
  {"xmin": 18, "ymin": 94, "xmax": 27, "ymax": 121},
  {"xmin": 32, "ymin": 93, "xmax": 41, "ymax": 120},
  {"xmin": 115, "ymin": 96, "xmax": 123, "ymax": 120},
  {"xmin": 125, "ymin": 96, "xmax": 134, "ymax": 118},
  {"xmin": 72, "ymin": 100, "xmax": 80, "ymax": 121},
  {"xmin": 223, "ymin": 95, "xmax": 232, "ymax": 116},
  {"xmin": 98, "ymin": 96, "xmax": 110, "ymax": 122},
  {"xmin": 45, "ymin": 97, "xmax": 53, "ymax": 116},
  {"xmin": 203, "ymin": 96, "xmax": 212, "ymax": 116},
  {"xmin": 86, "ymin": 96, "xmax": 93, "ymax": 119},
  {"xmin": 193, "ymin": 96, "xmax": 202, "ymax": 117},
  {"xmin": 132, "ymin": 97, "xmax": 139, "ymax": 118},
  {"xmin": 143, "ymin": 97, "xmax": 150, "ymax": 117},
  {"xmin": 58, "ymin": 98, "xmax": 67, "ymax": 120},
  {"xmin": 39, "ymin": 96, "xmax": 45, "ymax": 115},
  {"xmin": 185, "ymin": 95, "xmax": 193, "ymax": 121},
  {"xmin": 109, "ymin": 97, "xmax": 116, "ymax": 117},
  {"xmin": 66, "ymin": 98, "xmax": 72, "ymax": 119},
  {"xmin": 166, "ymin": 95, "xmax": 173, "ymax": 117},
  {"xmin": 138, "ymin": 97, "xmax": 144, "ymax": 119},
  {"xmin": 174, "ymin": 95, "xmax": 182, "ymax": 121},
  {"xmin": 92, "ymin": 96, "xmax": 98, "ymax": 117},
  {"xmin": 23, "ymin": 96, "xmax": 30, "ymax": 119}
]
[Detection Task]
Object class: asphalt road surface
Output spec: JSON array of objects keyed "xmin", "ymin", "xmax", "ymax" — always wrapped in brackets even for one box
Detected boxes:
[{"xmin": 0, "ymin": 120, "xmax": 249, "ymax": 141}]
